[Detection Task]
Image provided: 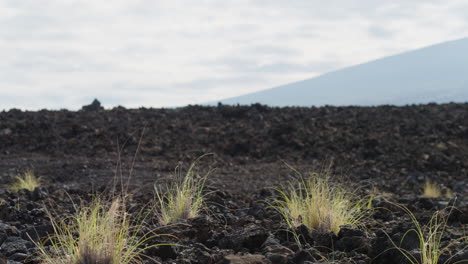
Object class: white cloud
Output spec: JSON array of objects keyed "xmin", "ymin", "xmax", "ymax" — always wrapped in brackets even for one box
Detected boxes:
[{"xmin": 0, "ymin": 0, "xmax": 467, "ymax": 110}]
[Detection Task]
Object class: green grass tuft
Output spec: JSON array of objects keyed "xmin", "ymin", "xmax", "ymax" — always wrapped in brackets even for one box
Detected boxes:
[
  {"xmin": 423, "ymin": 181, "xmax": 442, "ymax": 198},
  {"xmin": 154, "ymin": 156, "xmax": 210, "ymax": 225},
  {"xmin": 36, "ymin": 198, "xmax": 160, "ymax": 264},
  {"xmin": 385, "ymin": 202, "xmax": 468, "ymax": 264},
  {"xmin": 9, "ymin": 169, "xmax": 41, "ymax": 192},
  {"xmin": 272, "ymin": 167, "xmax": 369, "ymax": 235},
  {"xmin": 422, "ymin": 181, "xmax": 454, "ymax": 199}
]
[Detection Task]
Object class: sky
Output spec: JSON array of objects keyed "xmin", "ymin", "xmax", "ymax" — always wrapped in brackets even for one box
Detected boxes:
[{"xmin": 1, "ymin": 0, "xmax": 468, "ymax": 110}]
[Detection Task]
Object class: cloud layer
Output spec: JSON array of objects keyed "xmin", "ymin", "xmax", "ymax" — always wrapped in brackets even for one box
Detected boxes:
[{"xmin": 1, "ymin": 0, "xmax": 468, "ymax": 110}]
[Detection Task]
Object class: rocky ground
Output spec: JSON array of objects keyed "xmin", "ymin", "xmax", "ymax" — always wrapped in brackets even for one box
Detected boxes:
[{"xmin": 0, "ymin": 101, "xmax": 467, "ymax": 263}]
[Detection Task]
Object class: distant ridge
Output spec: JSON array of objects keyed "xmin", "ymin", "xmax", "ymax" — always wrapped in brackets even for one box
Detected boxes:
[{"xmin": 215, "ymin": 38, "xmax": 468, "ymax": 106}]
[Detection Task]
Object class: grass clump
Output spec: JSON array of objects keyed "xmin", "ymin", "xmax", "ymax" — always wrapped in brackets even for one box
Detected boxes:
[
  {"xmin": 423, "ymin": 181, "xmax": 453, "ymax": 198},
  {"xmin": 9, "ymin": 169, "xmax": 41, "ymax": 192},
  {"xmin": 273, "ymin": 168, "xmax": 368, "ymax": 235},
  {"xmin": 387, "ymin": 203, "xmax": 468, "ymax": 264},
  {"xmin": 423, "ymin": 181, "xmax": 442, "ymax": 198},
  {"xmin": 154, "ymin": 157, "xmax": 209, "ymax": 225},
  {"xmin": 37, "ymin": 198, "xmax": 157, "ymax": 264}
]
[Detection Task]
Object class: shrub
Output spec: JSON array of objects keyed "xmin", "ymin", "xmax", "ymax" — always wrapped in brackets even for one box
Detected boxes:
[
  {"xmin": 272, "ymin": 168, "xmax": 368, "ymax": 235},
  {"xmin": 36, "ymin": 198, "xmax": 158, "ymax": 264},
  {"xmin": 9, "ymin": 169, "xmax": 41, "ymax": 192},
  {"xmin": 154, "ymin": 157, "xmax": 209, "ymax": 225}
]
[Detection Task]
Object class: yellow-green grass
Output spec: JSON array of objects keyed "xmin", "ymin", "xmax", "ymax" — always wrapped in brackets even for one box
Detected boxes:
[
  {"xmin": 36, "ymin": 198, "xmax": 160, "ymax": 264},
  {"xmin": 154, "ymin": 159, "xmax": 208, "ymax": 225},
  {"xmin": 386, "ymin": 203, "xmax": 468, "ymax": 264},
  {"xmin": 423, "ymin": 181, "xmax": 453, "ymax": 198},
  {"xmin": 9, "ymin": 170, "xmax": 41, "ymax": 192},
  {"xmin": 423, "ymin": 181, "xmax": 442, "ymax": 198},
  {"xmin": 272, "ymin": 169, "xmax": 369, "ymax": 235}
]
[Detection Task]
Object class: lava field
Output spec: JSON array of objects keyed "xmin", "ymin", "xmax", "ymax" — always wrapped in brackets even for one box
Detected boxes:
[{"xmin": 0, "ymin": 102, "xmax": 467, "ymax": 263}]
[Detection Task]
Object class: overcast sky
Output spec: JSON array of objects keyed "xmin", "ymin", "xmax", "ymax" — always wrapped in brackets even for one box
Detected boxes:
[{"xmin": 1, "ymin": 0, "xmax": 468, "ymax": 110}]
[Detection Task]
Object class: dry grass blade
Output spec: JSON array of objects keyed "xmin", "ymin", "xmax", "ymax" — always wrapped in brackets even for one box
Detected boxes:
[{"xmin": 383, "ymin": 202, "xmax": 468, "ymax": 264}]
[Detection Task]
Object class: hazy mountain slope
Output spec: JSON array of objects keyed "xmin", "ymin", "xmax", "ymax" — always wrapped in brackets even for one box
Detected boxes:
[{"xmin": 216, "ymin": 38, "xmax": 468, "ymax": 106}]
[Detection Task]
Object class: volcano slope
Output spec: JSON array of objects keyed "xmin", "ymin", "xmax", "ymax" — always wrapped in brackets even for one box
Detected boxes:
[{"xmin": 0, "ymin": 102, "xmax": 467, "ymax": 263}]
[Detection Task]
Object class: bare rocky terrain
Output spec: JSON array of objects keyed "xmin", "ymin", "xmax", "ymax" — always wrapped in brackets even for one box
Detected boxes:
[{"xmin": 0, "ymin": 101, "xmax": 467, "ymax": 263}]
